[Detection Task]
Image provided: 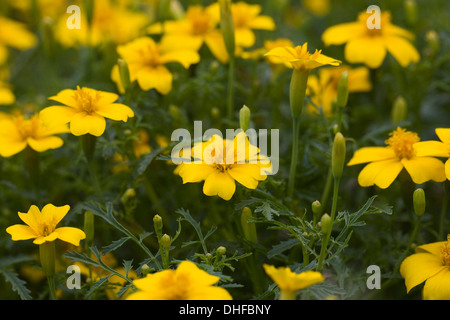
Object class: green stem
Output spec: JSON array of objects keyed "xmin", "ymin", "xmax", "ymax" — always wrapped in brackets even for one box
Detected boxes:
[
  {"xmin": 47, "ymin": 276, "xmax": 57, "ymax": 300},
  {"xmin": 227, "ymin": 55, "xmax": 235, "ymax": 121},
  {"xmin": 317, "ymin": 178, "xmax": 340, "ymax": 271},
  {"xmin": 287, "ymin": 116, "xmax": 301, "ymax": 199}
]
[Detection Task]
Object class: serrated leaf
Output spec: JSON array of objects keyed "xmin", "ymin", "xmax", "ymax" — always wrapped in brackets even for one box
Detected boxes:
[
  {"xmin": 123, "ymin": 259, "xmax": 134, "ymax": 278},
  {"xmin": 267, "ymin": 239, "xmax": 299, "ymax": 259},
  {"xmin": 254, "ymin": 202, "xmax": 279, "ymax": 220},
  {"xmin": 0, "ymin": 268, "xmax": 32, "ymax": 300},
  {"xmin": 86, "ymin": 275, "xmax": 112, "ymax": 300},
  {"xmin": 102, "ymin": 237, "xmax": 131, "ymax": 255},
  {"xmin": 0, "ymin": 255, "xmax": 35, "ymax": 268}
]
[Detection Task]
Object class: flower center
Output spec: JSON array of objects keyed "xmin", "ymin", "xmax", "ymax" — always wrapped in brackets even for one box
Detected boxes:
[
  {"xmin": 188, "ymin": 8, "xmax": 213, "ymax": 35},
  {"xmin": 15, "ymin": 115, "xmax": 40, "ymax": 140},
  {"xmin": 385, "ymin": 127, "xmax": 420, "ymax": 159},
  {"xmin": 214, "ymin": 164, "xmax": 233, "ymax": 173},
  {"xmin": 441, "ymin": 235, "xmax": 450, "ymax": 266},
  {"xmin": 74, "ymin": 86, "xmax": 99, "ymax": 114}
]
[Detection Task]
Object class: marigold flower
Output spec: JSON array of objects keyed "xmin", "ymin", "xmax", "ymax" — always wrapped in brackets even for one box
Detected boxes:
[
  {"xmin": 0, "ymin": 16, "xmax": 37, "ymax": 64},
  {"xmin": 6, "ymin": 204, "xmax": 86, "ymax": 246},
  {"xmin": 264, "ymin": 42, "xmax": 341, "ymax": 71},
  {"xmin": 148, "ymin": 5, "xmax": 230, "ymax": 63},
  {"xmin": 111, "ymin": 37, "xmax": 200, "ymax": 95},
  {"xmin": 322, "ymin": 11, "xmax": 420, "ymax": 68},
  {"xmin": 414, "ymin": 128, "xmax": 450, "ymax": 180},
  {"xmin": 347, "ymin": 127, "xmax": 446, "ymax": 189},
  {"xmin": 0, "ymin": 112, "xmax": 69, "ymax": 157},
  {"xmin": 400, "ymin": 235, "xmax": 450, "ymax": 299},
  {"xmin": 55, "ymin": 0, "xmax": 149, "ymax": 47},
  {"xmin": 263, "ymin": 264, "xmax": 325, "ymax": 300},
  {"xmin": 127, "ymin": 260, "xmax": 232, "ymax": 300},
  {"xmin": 40, "ymin": 86, "xmax": 134, "ymax": 137},
  {"xmin": 175, "ymin": 132, "xmax": 272, "ymax": 201},
  {"xmin": 306, "ymin": 65, "xmax": 372, "ymax": 115}
]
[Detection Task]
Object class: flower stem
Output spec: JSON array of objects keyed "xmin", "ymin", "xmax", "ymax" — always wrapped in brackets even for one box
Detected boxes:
[
  {"xmin": 287, "ymin": 116, "xmax": 301, "ymax": 198},
  {"xmin": 39, "ymin": 242, "xmax": 57, "ymax": 300},
  {"xmin": 227, "ymin": 55, "xmax": 235, "ymax": 121},
  {"xmin": 317, "ymin": 178, "xmax": 340, "ymax": 271}
]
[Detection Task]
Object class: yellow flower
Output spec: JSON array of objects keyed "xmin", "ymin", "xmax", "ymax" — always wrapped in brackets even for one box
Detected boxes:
[
  {"xmin": 0, "ymin": 67, "xmax": 15, "ymax": 105},
  {"xmin": 306, "ymin": 65, "xmax": 372, "ymax": 116},
  {"xmin": 6, "ymin": 204, "xmax": 86, "ymax": 246},
  {"xmin": 126, "ymin": 260, "xmax": 232, "ymax": 300},
  {"xmin": 0, "ymin": 16, "xmax": 37, "ymax": 64},
  {"xmin": 400, "ymin": 235, "xmax": 450, "ymax": 300},
  {"xmin": 263, "ymin": 264, "xmax": 325, "ymax": 300},
  {"xmin": 347, "ymin": 127, "xmax": 446, "ymax": 189},
  {"xmin": 264, "ymin": 42, "xmax": 341, "ymax": 71},
  {"xmin": 111, "ymin": 37, "xmax": 200, "ymax": 95},
  {"xmin": 414, "ymin": 128, "xmax": 450, "ymax": 180},
  {"xmin": 322, "ymin": 11, "xmax": 420, "ymax": 68},
  {"xmin": 7, "ymin": 0, "xmax": 67, "ymax": 19},
  {"xmin": 134, "ymin": 129, "xmax": 152, "ymax": 158},
  {"xmin": 302, "ymin": 0, "xmax": 330, "ymax": 16},
  {"xmin": 40, "ymin": 86, "xmax": 134, "ymax": 137},
  {"xmin": 55, "ymin": 0, "xmax": 149, "ymax": 47},
  {"xmin": 0, "ymin": 112, "xmax": 69, "ymax": 157},
  {"xmin": 148, "ymin": 5, "xmax": 230, "ymax": 63},
  {"xmin": 175, "ymin": 132, "xmax": 272, "ymax": 201}
]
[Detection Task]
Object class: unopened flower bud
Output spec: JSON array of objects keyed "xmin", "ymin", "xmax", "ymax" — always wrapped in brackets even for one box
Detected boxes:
[
  {"xmin": 141, "ymin": 264, "xmax": 151, "ymax": 276},
  {"xmin": 413, "ymin": 188, "xmax": 426, "ymax": 217},
  {"xmin": 321, "ymin": 213, "xmax": 332, "ymax": 234},
  {"xmin": 153, "ymin": 214, "xmax": 163, "ymax": 237},
  {"xmin": 239, "ymin": 105, "xmax": 251, "ymax": 132},
  {"xmin": 336, "ymin": 70, "xmax": 349, "ymax": 108},
  {"xmin": 118, "ymin": 59, "xmax": 131, "ymax": 92},
  {"xmin": 332, "ymin": 132, "xmax": 346, "ymax": 179},
  {"xmin": 426, "ymin": 30, "xmax": 439, "ymax": 53},
  {"xmin": 121, "ymin": 188, "xmax": 136, "ymax": 207},
  {"xmin": 240, "ymin": 207, "xmax": 257, "ymax": 243},
  {"xmin": 312, "ymin": 200, "xmax": 322, "ymax": 221},
  {"xmin": 391, "ymin": 96, "xmax": 407, "ymax": 123},
  {"xmin": 404, "ymin": 0, "xmax": 418, "ymax": 26},
  {"xmin": 161, "ymin": 234, "xmax": 171, "ymax": 250},
  {"xmin": 219, "ymin": 0, "xmax": 235, "ymax": 58},
  {"xmin": 216, "ymin": 246, "xmax": 227, "ymax": 257}
]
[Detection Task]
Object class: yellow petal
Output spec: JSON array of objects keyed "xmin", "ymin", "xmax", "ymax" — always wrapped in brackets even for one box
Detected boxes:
[
  {"xmin": 6, "ymin": 225, "xmax": 37, "ymax": 241},
  {"xmin": 422, "ymin": 268, "xmax": 450, "ymax": 300},
  {"xmin": 235, "ymin": 28, "xmax": 256, "ymax": 48},
  {"xmin": 55, "ymin": 227, "xmax": 86, "ymax": 246},
  {"xmin": 357, "ymin": 159, "xmax": 404, "ymax": 189},
  {"xmin": 0, "ymin": 138, "xmax": 27, "ymax": 157},
  {"xmin": 0, "ymin": 87, "xmax": 15, "ymax": 105},
  {"xmin": 48, "ymin": 89, "xmax": 79, "ymax": 108},
  {"xmin": 177, "ymin": 261, "xmax": 220, "ymax": 287},
  {"xmin": 18, "ymin": 205, "xmax": 42, "ymax": 233},
  {"xmin": 228, "ymin": 164, "xmax": 266, "ymax": 189},
  {"xmin": 41, "ymin": 204, "xmax": 70, "ymax": 227},
  {"xmin": 321, "ymin": 22, "xmax": 365, "ymax": 45},
  {"xmin": 384, "ymin": 36, "xmax": 420, "ymax": 67},
  {"xmin": 159, "ymin": 49, "xmax": 200, "ymax": 69},
  {"xmin": 95, "ymin": 103, "xmax": 134, "ymax": 122},
  {"xmin": 27, "ymin": 136, "xmax": 64, "ymax": 152},
  {"xmin": 203, "ymin": 171, "xmax": 236, "ymax": 200},
  {"xmin": 436, "ymin": 128, "xmax": 450, "ymax": 144},
  {"xmin": 400, "ymin": 252, "xmax": 446, "ymax": 293},
  {"xmin": 415, "ymin": 241, "xmax": 448, "ymax": 256},
  {"xmin": 446, "ymin": 159, "xmax": 450, "ymax": 180},
  {"xmin": 204, "ymin": 31, "xmax": 229, "ymax": 63},
  {"xmin": 345, "ymin": 36, "xmax": 386, "ymax": 68},
  {"xmin": 177, "ymin": 164, "xmax": 215, "ymax": 183},
  {"xmin": 248, "ymin": 15, "xmax": 275, "ymax": 30},
  {"xmin": 40, "ymin": 106, "xmax": 77, "ymax": 129},
  {"xmin": 70, "ymin": 112, "xmax": 106, "ymax": 137},
  {"xmin": 188, "ymin": 286, "xmax": 233, "ymax": 300},
  {"xmin": 401, "ymin": 156, "xmax": 446, "ymax": 184},
  {"xmin": 414, "ymin": 141, "xmax": 449, "ymax": 157},
  {"xmin": 136, "ymin": 66, "xmax": 173, "ymax": 95},
  {"xmin": 347, "ymin": 147, "xmax": 396, "ymax": 166}
]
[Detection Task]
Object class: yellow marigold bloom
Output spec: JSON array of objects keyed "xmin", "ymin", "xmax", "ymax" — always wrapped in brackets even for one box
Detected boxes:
[
  {"xmin": 55, "ymin": 0, "xmax": 149, "ymax": 47},
  {"xmin": 0, "ymin": 16, "xmax": 37, "ymax": 64},
  {"xmin": 414, "ymin": 128, "xmax": 450, "ymax": 180},
  {"xmin": 322, "ymin": 11, "xmax": 420, "ymax": 68},
  {"xmin": 400, "ymin": 235, "xmax": 450, "ymax": 300},
  {"xmin": 6, "ymin": 204, "xmax": 86, "ymax": 246},
  {"xmin": 306, "ymin": 65, "xmax": 372, "ymax": 116},
  {"xmin": 264, "ymin": 42, "xmax": 341, "ymax": 71},
  {"xmin": 0, "ymin": 67, "xmax": 15, "ymax": 105},
  {"xmin": 175, "ymin": 132, "xmax": 272, "ymax": 201},
  {"xmin": 127, "ymin": 260, "xmax": 232, "ymax": 300},
  {"xmin": 263, "ymin": 264, "xmax": 325, "ymax": 300},
  {"xmin": 208, "ymin": 1, "xmax": 275, "ymax": 49},
  {"xmin": 148, "ymin": 5, "xmax": 230, "ymax": 63},
  {"xmin": 0, "ymin": 112, "xmax": 69, "ymax": 157},
  {"xmin": 347, "ymin": 127, "xmax": 446, "ymax": 189},
  {"xmin": 111, "ymin": 37, "xmax": 200, "ymax": 95},
  {"xmin": 40, "ymin": 86, "xmax": 134, "ymax": 137}
]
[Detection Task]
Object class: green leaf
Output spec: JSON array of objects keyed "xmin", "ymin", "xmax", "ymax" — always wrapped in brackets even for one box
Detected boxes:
[
  {"xmin": 102, "ymin": 237, "xmax": 131, "ymax": 255},
  {"xmin": 85, "ymin": 275, "xmax": 112, "ymax": 300},
  {"xmin": 0, "ymin": 268, "xmax": 32, "ymax": 300},
  {"xmin": 267, "ymin": 238, "xmax": 299, "ymax": 259}
]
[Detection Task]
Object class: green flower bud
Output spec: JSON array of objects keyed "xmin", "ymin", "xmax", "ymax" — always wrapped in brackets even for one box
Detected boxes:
[
  {"xmin": 413, "ymin": 188, "xmax": 426, "ymax": 217},
  {"xmin": 161, "ymin": 234, "xmax": 171, "ymax": 250},
  {"xmin": 239, "ymin": 105, "xmax": 251, "ymax": 132},
  {"xmin": 332, "ymin": 132, "xmax": 346, "ymax": 179},
  {"xmin": 153, "ymin": 214, "xmax": 163, "ymax": 237},
  {"xmin": 391, "ymin": 96, "xmax": 408, "ymax": 123},
  {"xmin": 84, "ymin": 210, "xmax": 95, "ymax": 246},
  {"xmin": 426, "ymin": 30, "xmax": 439, "ymax": 53},
  {"xmin": 289, "ymin": 69, "xmax": 309, "ymax": 118},
  {"xmin": 404, "ymin": 0, "xmax": 418, "ymax": 26},
  {"xmin": 336, "ymin": 70, "xmax": 349, "ymax": 108},
  {"xmin": 118, "ymin": 59, "xmax": 131, "ymax": 92},
  {"xmin": 219, "ymin": 0, "xmax": 235, "ymax": 57},
  {"xmin": 240, "ymin": 207, "xmax": 257, "ymax": 243},
  {"xmin": 320, "ymin": 213, "xmax": 332, "ymax": 234},
  {"xmin": 216, "ymin": 246, "xmax": 227, "ymax": 257},
  {"xmin": 312, "ymin": 200, "xmax": 322, "ymax": 221},
  {"xmin": 141, "ymin": 264, "xmax": 152, "ymax": 276}
]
